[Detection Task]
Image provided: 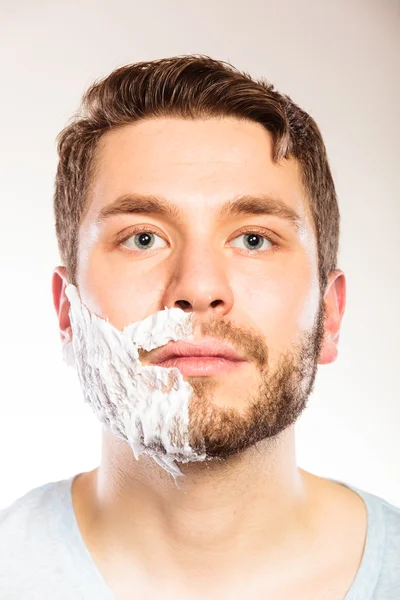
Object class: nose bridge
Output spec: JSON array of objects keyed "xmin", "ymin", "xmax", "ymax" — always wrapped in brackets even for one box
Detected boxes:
[{"xmin": 163, "ymin": 235, "xmax": 234, "ymax": 314}]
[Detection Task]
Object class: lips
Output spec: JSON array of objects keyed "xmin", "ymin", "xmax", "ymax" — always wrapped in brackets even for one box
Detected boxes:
[{"xmin": 149, "ymin": 339, "xmax": 245, "ymax": 365}]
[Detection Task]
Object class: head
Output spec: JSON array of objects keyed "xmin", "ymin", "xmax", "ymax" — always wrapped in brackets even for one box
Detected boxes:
[{"xmin": 52, "ymin": 55, "xmax": 345, "ymax": 467}]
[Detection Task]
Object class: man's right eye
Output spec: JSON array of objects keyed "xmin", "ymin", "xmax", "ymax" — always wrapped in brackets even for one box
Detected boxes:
[{"xmin": 121, "ymin": 230, "xmax": 167, "ymax": 251}]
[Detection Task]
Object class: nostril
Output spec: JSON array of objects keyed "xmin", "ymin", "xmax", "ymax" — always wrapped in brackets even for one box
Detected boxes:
[
  {"xmin": 210, "ymin": 299, "xmax": 223, "ymax": 308},
  {"xmin": 176, "ymin": 300, "xmax": 192, "ymax": 310}
]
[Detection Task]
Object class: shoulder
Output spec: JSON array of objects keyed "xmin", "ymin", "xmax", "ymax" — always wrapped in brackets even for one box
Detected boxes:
[
  {"xmin": 356, "ymin": 486, "xmax": 400, "ymax": 596},
  {"xmin": 0, "ymin": 476, "xmax": 73, "ymax": 537},
  {"xmin": 362, "ymin": 488, "xmax": 400, "ymax": 552},
  {"xmin": 378, "ymin": 494, "xmax": 400, "ymax": 563},
  {"xmin": 0, "ymin": 476, "xmax": 77, "ymax": 596}
]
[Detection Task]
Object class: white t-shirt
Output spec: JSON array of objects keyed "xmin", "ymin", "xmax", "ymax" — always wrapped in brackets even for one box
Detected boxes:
[{"xmin": 0, "ymin": 474, "xmax": 399, "ymax": 599}]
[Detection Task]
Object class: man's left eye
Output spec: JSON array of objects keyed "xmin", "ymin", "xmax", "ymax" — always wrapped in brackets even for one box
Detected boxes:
[{"xmin": 230, "ymin": 232, "xmax": 273, "ymax": 252}]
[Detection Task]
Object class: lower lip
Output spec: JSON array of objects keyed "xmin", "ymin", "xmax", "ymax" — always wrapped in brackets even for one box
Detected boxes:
[{"xmin": 155, "ymin": 356, "xmax": 247, "ymax": 376}]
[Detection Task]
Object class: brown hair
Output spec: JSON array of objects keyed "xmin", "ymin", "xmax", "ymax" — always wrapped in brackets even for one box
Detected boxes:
[{"xmin": 54, "ymin": 55, "xmax": 339, "ymax": 290}]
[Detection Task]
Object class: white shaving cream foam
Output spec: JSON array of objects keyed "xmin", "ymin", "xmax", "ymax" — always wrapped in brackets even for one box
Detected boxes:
[{"xmin": 63, "ymin": 284, "xmax": 207, "ymax": 480}]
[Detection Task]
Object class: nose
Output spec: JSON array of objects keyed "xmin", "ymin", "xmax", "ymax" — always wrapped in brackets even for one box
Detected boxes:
[{"xmin": 161, "ymin": 245, "xmax": 234, "ymax": 317}]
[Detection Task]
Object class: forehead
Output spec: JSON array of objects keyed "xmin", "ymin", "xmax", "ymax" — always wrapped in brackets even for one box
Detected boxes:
[{"xmin": 85, "ymin": 117, "xmax": 312, "ymax": 227}]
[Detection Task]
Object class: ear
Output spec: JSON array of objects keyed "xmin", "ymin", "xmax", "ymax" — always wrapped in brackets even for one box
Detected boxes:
[
  {"xmin": 318, "ymin": 270, "xmax": 346, "ymax": 365},
  {"xmin": 52, "ymin": 266, "xmax": 72, "ymax": 347}
]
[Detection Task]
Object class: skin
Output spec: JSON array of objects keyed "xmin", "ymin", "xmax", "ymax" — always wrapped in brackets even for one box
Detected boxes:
[{"xmin": 52, "ymin": 117, "xmax": 367, "ymax": 599}]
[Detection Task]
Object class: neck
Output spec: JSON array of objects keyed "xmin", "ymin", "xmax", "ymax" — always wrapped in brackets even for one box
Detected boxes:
[{"xmin": 76, "ymin": 427, "xmax": 319, "ymax": 591}]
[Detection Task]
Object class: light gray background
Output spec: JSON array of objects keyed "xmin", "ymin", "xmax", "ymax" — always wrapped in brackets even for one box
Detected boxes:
[{"xmin": 0, "ymin": 0, "xmax": 399, "ymax": 507}]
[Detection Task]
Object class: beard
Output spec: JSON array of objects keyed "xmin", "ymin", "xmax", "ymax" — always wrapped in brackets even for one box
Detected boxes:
[
  {"xmin": 65, "ymin": 282, "xmax": 326, "ymax": 476},
  {"xmin": 143, "ymin": 299, "xmax": 327, "ymax": 463}
]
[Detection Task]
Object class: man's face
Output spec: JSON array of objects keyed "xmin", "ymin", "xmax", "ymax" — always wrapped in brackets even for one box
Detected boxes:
[{"xmin": 74, "ymin": 117, "xmax": 326, "ymax": 459}]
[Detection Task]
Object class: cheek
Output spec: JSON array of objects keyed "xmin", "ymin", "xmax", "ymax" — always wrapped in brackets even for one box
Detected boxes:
[
  {"xmin": 232, "ymin": 261, "xmax": 317, "ymax": 352},
  {"xmin": 77, "ymin": 248, "xmax": 165, "ymax": 329}
]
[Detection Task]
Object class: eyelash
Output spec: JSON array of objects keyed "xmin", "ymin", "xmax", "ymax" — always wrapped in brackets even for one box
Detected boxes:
[{"xmin": 117, "ymin": 226, "xmax": 280, "ymax": 255}]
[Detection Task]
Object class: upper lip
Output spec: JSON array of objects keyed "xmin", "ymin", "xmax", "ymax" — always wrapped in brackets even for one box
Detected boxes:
[{"xmin": 149, "ymin": 339, "xmax": 246, "ymax": 364}]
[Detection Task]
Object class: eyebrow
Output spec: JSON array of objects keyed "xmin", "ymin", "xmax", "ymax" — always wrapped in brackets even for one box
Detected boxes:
[{"xmin": 97, "ymin": 193, "xmax": 302, "ymax": 232}]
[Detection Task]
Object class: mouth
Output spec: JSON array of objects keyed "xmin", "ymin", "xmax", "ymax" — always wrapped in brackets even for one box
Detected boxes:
[
  {"xmin": 147, "ymin": 339, "xmax": 248, "ymax": 376},
  {"xmin": 154, "ymin": 355, "xmax": 247, "ymax": 376}
]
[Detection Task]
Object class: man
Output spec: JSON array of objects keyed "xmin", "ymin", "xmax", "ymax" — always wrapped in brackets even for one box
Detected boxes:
[{"xmin": 1, "ymin": 55, "xmax": 399, "ymax": 599}]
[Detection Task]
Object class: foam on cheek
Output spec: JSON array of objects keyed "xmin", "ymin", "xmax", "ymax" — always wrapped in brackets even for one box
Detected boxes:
[{"xmin": 63, "ymin": 284, "xmax": 206, "ymax": 480}]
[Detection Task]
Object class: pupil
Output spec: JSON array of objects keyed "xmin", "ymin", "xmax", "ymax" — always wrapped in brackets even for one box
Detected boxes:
[
  {"xmin": 247, "ymin": 234, "xmax": 261, "ymax": 248},
  {"xmin": 137, "ymin": 233, "xmax": 153, "ymax": 247}
]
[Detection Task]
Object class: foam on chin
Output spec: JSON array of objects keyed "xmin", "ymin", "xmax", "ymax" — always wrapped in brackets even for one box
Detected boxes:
[{"xmin": 63, "ymin": 284, "xmax": 207, "ymax": 480}]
